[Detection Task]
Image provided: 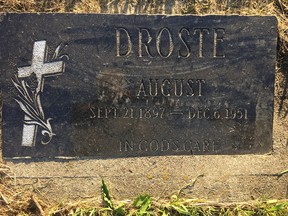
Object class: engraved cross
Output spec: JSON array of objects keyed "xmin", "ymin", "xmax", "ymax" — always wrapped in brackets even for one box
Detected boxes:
[{"xmin": 17, "ymin": 41, "xmax": 64, "ymax": 147}]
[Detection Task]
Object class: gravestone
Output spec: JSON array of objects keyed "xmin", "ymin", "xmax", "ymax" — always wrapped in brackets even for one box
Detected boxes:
[{"xmin": 0, "ymin": 14, "xmax": 277, "ymax": 158}]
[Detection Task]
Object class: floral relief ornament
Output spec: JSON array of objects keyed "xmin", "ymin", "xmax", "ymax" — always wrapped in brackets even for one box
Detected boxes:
[{"xmin": 11, "ymin": 40, "xmax": 68, "ymax": 147}]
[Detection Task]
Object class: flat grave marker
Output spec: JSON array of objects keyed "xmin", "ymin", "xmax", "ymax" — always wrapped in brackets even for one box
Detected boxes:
[{"xmin": 0, "ymin": 14, "xmax": 277, "ymax": 158}]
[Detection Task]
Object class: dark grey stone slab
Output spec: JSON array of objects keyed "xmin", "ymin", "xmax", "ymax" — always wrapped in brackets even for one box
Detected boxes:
[{"xmin": 0, "ymin": 14, "xmax": 277, "ymax": 158}]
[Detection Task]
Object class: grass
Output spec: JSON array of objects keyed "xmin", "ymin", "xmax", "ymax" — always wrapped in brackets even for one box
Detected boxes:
[
  {"xmin": 0, "ymin": 0, "xmax": 288, "ymax": 215},
  {"xmin": 2, "ymin": 178, "xmax": 288, "ymax": 215},
  {"xmin": 43, "ymin": 180, "xmax": 288, "ymax": 215}
]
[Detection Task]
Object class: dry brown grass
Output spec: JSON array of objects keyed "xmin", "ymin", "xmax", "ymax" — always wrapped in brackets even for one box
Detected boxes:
[
  {"xmin": 0, "ymin": 0, "xmax": 66, "ymax": 12},
  {"xmin": 0, "ymin": 164, "xmax": 50, "ymax": 215},
  {"xmin": 73, "ymin": 0, "xmax": 101, "ymax": 13}
]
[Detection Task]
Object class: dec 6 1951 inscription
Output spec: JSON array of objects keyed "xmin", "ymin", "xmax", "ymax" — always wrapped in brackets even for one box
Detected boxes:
[{"xmin": 0, "ymin": 14, "xmax": 277, "ymax": 158}]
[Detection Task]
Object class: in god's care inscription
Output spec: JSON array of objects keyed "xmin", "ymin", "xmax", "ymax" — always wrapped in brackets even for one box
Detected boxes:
[{"xmin": 0, "ymin": 14, "xmax": 277, "ymax": 158}]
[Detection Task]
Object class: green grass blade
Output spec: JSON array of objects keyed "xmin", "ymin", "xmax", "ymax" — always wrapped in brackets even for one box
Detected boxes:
[{"xmin": 101, "ymin": 179, "xmax": 113, "ymax": 209}]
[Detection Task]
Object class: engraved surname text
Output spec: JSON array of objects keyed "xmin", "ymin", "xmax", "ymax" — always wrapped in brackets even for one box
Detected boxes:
[{"xmin": 115, "ymin": 27, "xmax": 225, "ymax": 58}]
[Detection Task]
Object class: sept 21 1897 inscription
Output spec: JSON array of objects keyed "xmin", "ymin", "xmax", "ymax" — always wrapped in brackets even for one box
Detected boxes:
[{"xmin": 0, "ymin": 14, "xmax": 277, "ymax": 158}]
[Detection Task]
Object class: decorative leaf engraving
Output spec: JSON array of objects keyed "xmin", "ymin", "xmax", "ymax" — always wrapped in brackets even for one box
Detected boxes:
[
  {"xmin": 12, "ymin": 76, "xmax": 55, "ymax": 144},
  {"xmin": 53, "ymin": 42, "xmax": 69, "ymax": 61}
]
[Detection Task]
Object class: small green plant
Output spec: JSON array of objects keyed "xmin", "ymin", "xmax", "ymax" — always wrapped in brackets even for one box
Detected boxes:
[
  {"xmin": 132, "ymin": 194, "xmax": 152, "ymax": 215},
  {"xmin": 101, "ymin": 180, "xmax": 154, "ymax": 216},
  {"xmin": 101, "ymin": 179, "xmax": 126, "ymax": 216}
]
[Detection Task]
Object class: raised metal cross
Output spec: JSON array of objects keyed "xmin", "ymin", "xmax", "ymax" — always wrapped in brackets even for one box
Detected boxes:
[{"xmin": 18, "ymin": 41, "xmax": 64, "ymax": 147}]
